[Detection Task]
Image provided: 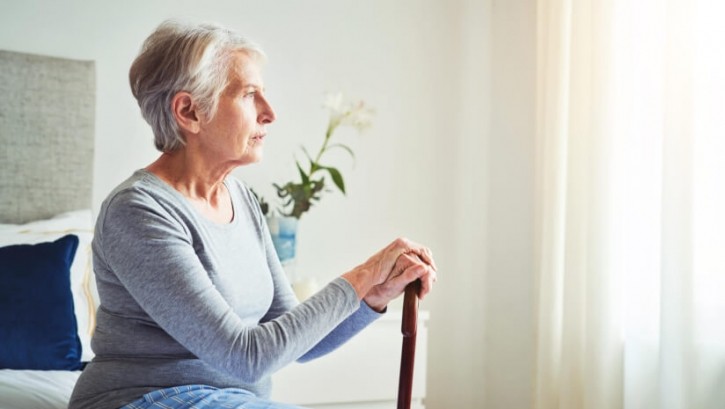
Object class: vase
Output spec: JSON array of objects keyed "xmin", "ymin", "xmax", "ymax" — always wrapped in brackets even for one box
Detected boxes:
[
  {"xmin": 267, "ymin": 214, "xmax": 299, "ymax": 281},
  {"xmin": 266, "ymin": 214, "xmax": 321, "ymax": 301}
]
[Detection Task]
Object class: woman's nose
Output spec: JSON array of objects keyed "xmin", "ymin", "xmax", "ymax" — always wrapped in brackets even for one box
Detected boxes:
[{"xmin": 259, "ymin": 97, "xmax": 276, "ymax": 124}]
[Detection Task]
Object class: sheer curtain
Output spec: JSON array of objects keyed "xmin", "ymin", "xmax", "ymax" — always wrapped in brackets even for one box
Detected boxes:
[{"xmin": 533, "ymin": 0, "xmax": 725, "ymax": 408}]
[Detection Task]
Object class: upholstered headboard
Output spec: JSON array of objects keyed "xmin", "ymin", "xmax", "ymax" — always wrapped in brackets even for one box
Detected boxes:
[{"xmin": 0, "ymin": 50, "xmax": 95, "ymax": 223}]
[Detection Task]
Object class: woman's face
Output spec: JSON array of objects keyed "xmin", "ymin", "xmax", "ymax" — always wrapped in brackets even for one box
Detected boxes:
[{"xmin": 199, "ymin": 51, "xmax": 275, "ymax": 166}]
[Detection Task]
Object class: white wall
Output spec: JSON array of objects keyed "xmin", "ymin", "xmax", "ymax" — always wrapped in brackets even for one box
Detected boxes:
[
  {"xmin": 0, "ymin": 0, "xmax": 538, "ymax": 407},
  {"xmin": 423, "ymin": 0, "xmax": 490, "ymax": 407},
  {"xmin": 432, "ymin": 1, "xmax": 536, "ymax": 408},
  {"xmin": 485, "ymin": 0, "xmax": 536, "ymax": 407},
  {"xmin": 0, "ymin": 0, "xmax": 457, "ymax": 286}
]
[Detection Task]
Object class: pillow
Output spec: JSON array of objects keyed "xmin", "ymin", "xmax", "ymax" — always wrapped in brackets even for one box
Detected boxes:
[
  {"xmin": 0, "ymin": 210, "xmax": 97, "ymax": 362},
  {"xmin": 0, "ymin": 235, "xmax": 83, "ymax": 370}
]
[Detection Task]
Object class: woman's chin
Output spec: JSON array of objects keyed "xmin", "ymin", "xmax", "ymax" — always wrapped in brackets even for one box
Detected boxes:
[{"xmin": 238, "ymin": 150, "xmax": 263, "ymax": 166}]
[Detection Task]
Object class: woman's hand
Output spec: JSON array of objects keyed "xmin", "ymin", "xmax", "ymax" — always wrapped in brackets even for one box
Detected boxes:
[
  {"xmin": 363, "ymin": 252, "xmax": 437, "ymax": 311},
  {"xmin": 341, "ymin": 238, "xmax": 437, "ymax": 311}
]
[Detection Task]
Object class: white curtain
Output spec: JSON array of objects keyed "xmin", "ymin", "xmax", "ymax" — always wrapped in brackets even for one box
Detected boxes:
[{"xmin": 533, "ymin": 0, "xmax": 725, "ymax": 408}]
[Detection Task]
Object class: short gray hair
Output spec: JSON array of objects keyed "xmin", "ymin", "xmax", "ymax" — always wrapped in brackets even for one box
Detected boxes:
[{"xmin": 129, "ymin": 20, "xmax": 265, "ymax": 152}]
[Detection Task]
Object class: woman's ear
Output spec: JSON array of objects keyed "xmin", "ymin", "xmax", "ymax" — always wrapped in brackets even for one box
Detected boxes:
[{"xmin": 171, "ymin": 91, "xmax": 201, "ymax": 134}]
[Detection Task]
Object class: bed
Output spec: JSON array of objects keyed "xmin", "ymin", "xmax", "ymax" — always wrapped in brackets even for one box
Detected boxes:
[{"xmin": 0, "ymin": 49, "xmax": 96, "ymax": 409}]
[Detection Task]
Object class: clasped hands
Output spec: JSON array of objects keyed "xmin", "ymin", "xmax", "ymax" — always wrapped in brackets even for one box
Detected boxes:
[{"xmin": 342, "ymin": 238, "xmax": 438, "ymax": 312}]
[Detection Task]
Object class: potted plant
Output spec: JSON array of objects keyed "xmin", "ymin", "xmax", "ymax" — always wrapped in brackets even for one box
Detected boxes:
[{"xmin": 259, "ymin": 93, "xmax": 374, "ymax": 283}]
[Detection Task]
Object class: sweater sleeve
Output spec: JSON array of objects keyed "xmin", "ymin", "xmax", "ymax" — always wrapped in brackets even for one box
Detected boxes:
[
  {"xmin": 253, "ymin": 199, "xmax": 383, "ymax": 361},
  {"xmin": 97, "ymin": 188, "xmax": 362, "ymax": 384},
  {"xmin": 298, "ymin": 300, "xmax": 383, "ymax": 361}
]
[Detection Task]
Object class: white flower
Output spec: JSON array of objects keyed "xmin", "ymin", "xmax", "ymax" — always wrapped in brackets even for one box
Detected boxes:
[
  {"xmin": 323, "ymin": 92, "xmax": 345, "ymax": 116},
  {"xmin": 323, "ymin": 92, "xmax": 374, "ymax": 132},
  {"xmin": 341, "ymin": 101, "xmax": 374, "ymax": 131}
]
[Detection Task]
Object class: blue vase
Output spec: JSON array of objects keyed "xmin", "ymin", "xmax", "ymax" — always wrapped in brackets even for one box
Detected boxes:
[
  {"xmin": 267, "ymin": 215, "xmax": 298, "ymax": 266},
  {"xmin": 266, "ymin": 215, "xmax": 319, "ymax": 299}
]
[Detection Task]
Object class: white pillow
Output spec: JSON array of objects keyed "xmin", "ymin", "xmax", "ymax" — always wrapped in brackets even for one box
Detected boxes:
[{"xmin": 0, "ymin": 210, "xmax": 97, "ymax": 362}]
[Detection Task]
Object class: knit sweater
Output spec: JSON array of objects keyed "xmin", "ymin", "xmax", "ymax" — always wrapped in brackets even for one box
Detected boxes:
[{"xmin": 69, "ymin": 170, "xmax": 380, "ymax": 409}]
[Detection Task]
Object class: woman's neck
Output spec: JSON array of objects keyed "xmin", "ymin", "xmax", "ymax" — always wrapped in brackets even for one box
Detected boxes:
[{"xmin": 146, "ymin": 150, "xmax": 235, "ymax": 224}]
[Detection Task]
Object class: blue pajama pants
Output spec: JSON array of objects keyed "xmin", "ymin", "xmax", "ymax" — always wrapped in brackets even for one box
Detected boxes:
[{"xmin": 119, "ymin": 385, "xmax": 305, "ymax": 409}]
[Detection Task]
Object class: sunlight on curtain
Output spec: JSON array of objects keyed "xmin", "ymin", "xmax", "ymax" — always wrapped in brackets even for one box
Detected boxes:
[
  {"xmin": 691, "ymin": 1, "xmax": 725, "ymax": 407},
  {"xmin": 534, "ymin": 0, "xmax": 725, "ymax": 408}
]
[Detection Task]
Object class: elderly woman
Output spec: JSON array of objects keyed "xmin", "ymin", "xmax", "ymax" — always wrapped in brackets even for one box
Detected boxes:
[{"xmin": 69, "ymin": 20, "xmax": 437, "ymax": 409}]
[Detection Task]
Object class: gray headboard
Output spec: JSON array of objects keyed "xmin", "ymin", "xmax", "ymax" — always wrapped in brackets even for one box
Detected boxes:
[{"xmin": 0, "ymin": 50, "xmax": 95, "ymax": 224}]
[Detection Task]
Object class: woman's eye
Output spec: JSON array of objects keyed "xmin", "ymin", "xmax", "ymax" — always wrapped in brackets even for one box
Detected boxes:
[{"xmin": 244, "ymin": 91, "xmax": 256, "ymax": 98}]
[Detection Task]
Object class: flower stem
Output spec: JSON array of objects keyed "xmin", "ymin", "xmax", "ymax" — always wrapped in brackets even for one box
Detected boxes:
[{"xmin": 310, "ymin": 120, "xmax": 337, "ymax": 175}]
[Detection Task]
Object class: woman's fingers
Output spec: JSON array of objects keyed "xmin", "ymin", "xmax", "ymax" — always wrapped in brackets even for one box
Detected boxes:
[
  {"xmin": 356, "ymin": 237, "xmax": 437, "ymax": 305},
  {"xmin": 361, "ymin": 247, "xmax": 438, "ymax": 310},
  {"xmin": 387, "ymin": 238, "xmax": 438, "ymax": 273},
  {"xmin": 387, "ymin": 255, "xmax": 437, "ymax": 298},
  {"xmin": 417, "ymin": 263, "xmax": 437, "ymax": 299},
  {"xmin": 390, "ymin": 253, "xmax": 418, "ymax": 277},
  {"xmin": 403, "ymin": 259, "xmax": 436, "ymax": 300},
  {"xmin": 420, "ymin": 247, "xmax": 437, "ymax": 271},
  {"xmin": 396, "ymin": 239, "xmax": 437, "ymax": 272}
]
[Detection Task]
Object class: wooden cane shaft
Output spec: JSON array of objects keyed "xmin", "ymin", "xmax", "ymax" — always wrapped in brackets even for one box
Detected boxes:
[{"xmin": 397, "ymin": 281, "xmax": 420, "ymax": 409}]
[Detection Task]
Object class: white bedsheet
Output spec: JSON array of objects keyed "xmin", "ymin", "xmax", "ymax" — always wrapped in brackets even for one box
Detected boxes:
[{"xmin": 0, "ymin": 369, "xmax": 80, "ymax": 409}]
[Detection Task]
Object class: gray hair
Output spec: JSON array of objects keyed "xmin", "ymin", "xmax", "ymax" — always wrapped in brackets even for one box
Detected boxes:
[{"xmin": 129, "ymin": 20, "xmax": 266, "ymax": 152}]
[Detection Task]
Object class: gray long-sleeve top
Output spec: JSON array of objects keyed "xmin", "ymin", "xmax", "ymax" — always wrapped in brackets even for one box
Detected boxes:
[{"xmin": 69, "ymin": 170, "xmax": 380, "ymax": 409}]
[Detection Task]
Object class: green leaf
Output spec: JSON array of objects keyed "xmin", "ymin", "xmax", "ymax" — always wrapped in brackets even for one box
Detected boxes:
[
  {"xmin": 249, "ymin": 188, "xmax": 269, "ymax": 216},
  {"xmin": 301, "ymin": 146, "xmax": 315, "ymax": 163},
  {"xmin": 322, "ymin": 166, "xmax": 345, "ymax": 194},
  {"xmin": 327, "ymin": 143, "xmax": 356, "ymax": 161},
  {"xmin": 296, "ymin": 161, "xmax": 309, "ymax": 184}
]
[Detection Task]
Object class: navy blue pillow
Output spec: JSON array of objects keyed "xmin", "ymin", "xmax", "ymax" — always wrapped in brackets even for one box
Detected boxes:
[{"xmin": 0, "ymin": 234, "xmax": 82, "ymax": 370}]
